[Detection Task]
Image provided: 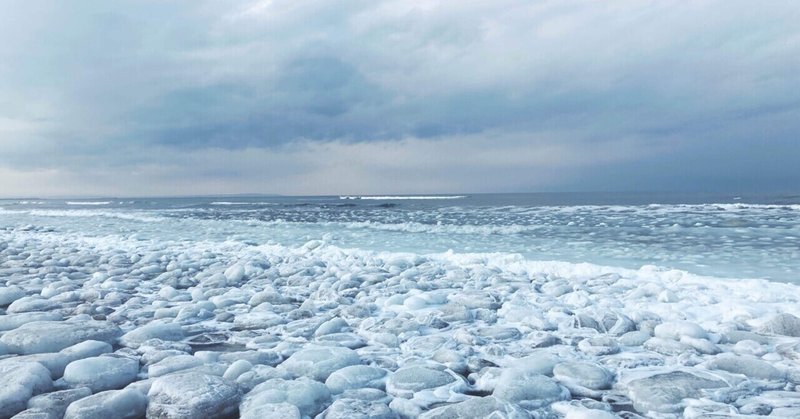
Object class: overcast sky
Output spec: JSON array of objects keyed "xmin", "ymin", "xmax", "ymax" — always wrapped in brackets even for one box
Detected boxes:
[{"xmin": 1, "ymin": 0, "xmax": 798, "ymax": 197}]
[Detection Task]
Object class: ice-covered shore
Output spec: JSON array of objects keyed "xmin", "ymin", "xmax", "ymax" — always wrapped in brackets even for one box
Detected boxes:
[{"xmin": 2, "ymin": 228, "xmax": 800, "ymax": 418}]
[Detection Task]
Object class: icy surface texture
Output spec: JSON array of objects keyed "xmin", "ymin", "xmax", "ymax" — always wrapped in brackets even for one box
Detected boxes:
[{"xmin": 1, "ymin": 197, "xmax": 800, "ymax": 417}]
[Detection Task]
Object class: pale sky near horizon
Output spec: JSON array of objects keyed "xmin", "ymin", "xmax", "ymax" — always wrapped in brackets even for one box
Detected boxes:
[{"xmin": 1, "ymin": 0, "xmax": 799, "ymax": 197}]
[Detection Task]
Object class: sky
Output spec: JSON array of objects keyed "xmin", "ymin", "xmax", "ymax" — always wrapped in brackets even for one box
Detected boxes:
[{"xmin": 1, "ymin": 0, "xmax": 799, "ymax": 197}]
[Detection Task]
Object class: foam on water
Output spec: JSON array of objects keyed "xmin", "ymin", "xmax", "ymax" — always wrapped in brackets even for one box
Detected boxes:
[
  {"xmin": 340, "ymin": 195, "xmax": 468, "ymax": 200},
  {"xmin": 65, "ymin": 201, "xmax": 112, "ymax": 206}
]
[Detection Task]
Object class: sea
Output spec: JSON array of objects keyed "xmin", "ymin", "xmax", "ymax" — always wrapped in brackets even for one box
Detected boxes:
[{"xmin": 2, "ymin": 192, "xmax": 798, "ymax": 283}]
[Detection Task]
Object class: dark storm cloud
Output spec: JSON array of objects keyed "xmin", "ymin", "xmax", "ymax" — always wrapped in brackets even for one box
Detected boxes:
[{"xmin": 0, "ymin": 0, "xmax": 798, "ymax": 196}]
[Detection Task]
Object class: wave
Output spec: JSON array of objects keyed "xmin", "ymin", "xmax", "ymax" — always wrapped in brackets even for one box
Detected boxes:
[
  {"xmin": 65, "ymin": 201, "xmax": 112, "ymax": 206},
  {"xmin": 26, "ymin": 210, "xmax": 163, "ymax": 222},
  {"xmin": 339, "ymin": 195, "xmax": 467, "ymax": 200},
  {"xmin": 210, "ymin": 202, "xmax": 276, "ymax": 206},
  {"xmin": 340, "ymin": 220, "xmax": 538, "ymax": 235}
]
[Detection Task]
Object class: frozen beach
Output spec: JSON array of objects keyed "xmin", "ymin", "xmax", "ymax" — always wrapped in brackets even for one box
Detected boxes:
[{"xmin": 1, "ymin": 193, "xmax": 800, "ymax": 418}]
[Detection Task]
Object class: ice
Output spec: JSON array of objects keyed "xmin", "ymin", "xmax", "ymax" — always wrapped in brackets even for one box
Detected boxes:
[
  {"xmin": 0, "ymin": 286, "xmax": 26, "ymax": 307},
  {"xmin": 550, "ymin": 401, "xmax": 617, "ymax": 419},
  {"xmin": 419, "ymin": 396, "xmax": 529, "ymax": 419},
  {"xmin": 223, "ymin": 359, "xmax": 254, "ymax": 381},
  {"xmin": 119, "ymin": 322, "xmax": 184, "ymax": 349},
  {"xmin": 62, "ymin": 388, "xmax": 147, "ymax": 419},
  {"xmin": 758, "ymin": 313, "xmax": 800, "ymax": 337},
  {"xmin": 654, "ymin": 321, "xmax": 708, "ymax": 340},
  {"xmin": 552, "ymin": 361, "xmax": 614, "ymax": 397},
  {"xmin": 3, "ymin": 200, "xmax": 800, "ymax": 417},
  {"xmin": 315, "ymin": 317, "xmax": 350, "ymax": 336},
  {"xmin": 62, "ymin": 356, "xmax": 139, "ymax": 392},
  {"xmin": 493, "ymin": 369, "xmax": 569, "ymax": 410},
  {"xmin": 0, "ymin": 313, "xmax": 62, "ymax": 332},
  {"xmin": 386, "ymin": 366, "xmax": 458, "ymax": 397},
  {"xmin": 618, "ymin": 331, "xmax": 650, "ymax": 346},
  {"xmin": 240, "ymin": 378, "xmax": 330, "ymax": 418},
  {"xmin": 703, "ymin": 354, "xmax": 785, "ymax": 380},
  {"xmin": 0, "ymin": 362, "xmax": 53, "ymax": 419},
  {"xmin": 325, "ymin": 365, "xmax": 388, "ymax": 394},
  {"xmin": 147, "ymin": 371, "xmax": 242, "ymax": 419},
  {"xmin": 0, "ymin": 321, "xmax": 121, "ymax": 355},
  {"xmin": 240, "ymin": 402, "xmax": 301, "ymax": 419},
  {"xmin": 7, "ymin": 297, "xmax": 61, "ymax": 314},
  {"xmin": 146, "ymin": 354, "xmax": 203, "ymax": 377},
  {"xmin": 26, "ymin": 387, "xmax": 92, "ymax": 419},
  {"xmin": 626, "ymin": 370, "xmax": 730, "ymax": 413},
  {"xmin": 319, "ymin": 398, "xmax": 397, "ymax": 419},
  {"xmin": 278, "ymin": 346, "xmax": 361, "ymax": 381}
]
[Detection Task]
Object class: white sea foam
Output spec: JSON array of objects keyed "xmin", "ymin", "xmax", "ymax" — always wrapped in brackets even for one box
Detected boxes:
[
  {"xmin": 65, "ymin": 201, "xmax": 112, "ymax": 206},
  {"xmin": 209, "ymin": 201, "xmax": 276, "ymax": 206},
  {"xmin": 339, "ymin": 195, "xmax": 467, "ymax": 200},
  {"xmin": 25, "ymin": 210, "xmax": 163, "ymax": 222}
]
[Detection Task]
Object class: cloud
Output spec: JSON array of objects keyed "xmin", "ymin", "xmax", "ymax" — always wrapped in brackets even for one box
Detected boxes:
[
  {"xmin": 0, "ymin": 0, "xmax": 799, "ymax": 196},
  {"xmin": 0, "ymin": 130, "xmax": 655, "ymax": 197}
]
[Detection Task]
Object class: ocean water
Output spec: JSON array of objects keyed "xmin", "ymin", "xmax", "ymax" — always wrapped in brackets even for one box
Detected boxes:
[{"xmin": 2, "ymin": 192, "xmax": 798, "ymax": 283}]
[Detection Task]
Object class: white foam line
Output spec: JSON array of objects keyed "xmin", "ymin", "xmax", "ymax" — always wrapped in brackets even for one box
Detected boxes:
[
  {"xmin": 210, "ymin": 202, "xmax": 276, "ymax": 206},
  {"xmin": 65, "ymin": 201, "xmax": 112, "ymax": 206},
  {"xmin": 340, "ymin": 195, "xmax": 467, "ymax": 200}
]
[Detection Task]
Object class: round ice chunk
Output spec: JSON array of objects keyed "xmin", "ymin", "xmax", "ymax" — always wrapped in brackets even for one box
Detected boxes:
[
  {"xmin": 224, "ymin": 263, "xmax": 246, "ymax": 282},
  {"xmin": 758, "ymin": 313, "xmax": 800, "ymax": 337},
  {"xmin": 318, "ymin": 398, "xmax": 396, "ymax": 419},
  {"xmin": 279, "ymin": 346, "xmax": 361, "ymax": 381},
  {"xmin": 63, "ymin": 388, "xmax": 147, "ymax": 419},
  {"xmin": 654, "ymin": 321, "xmax": 707, "ymax": 340},
  {"xmin": 507, "ymin": 352, "xmax": 561, "ymax": 376},
  {"xmin": 0, "ymin": 362, "xmax": 53, "ymax": 419},
  {"xmin": 224, "ymin": 360, "xmax": 254, "ymax": 381},
  {"xmin": 493, "ymin": 370, "xmax": 569, "ymax": 409},
  {"xmin": 240, "ymin": 402, "xmax": 301, "ymax": 419},
  {"xmin": 315, "ymin": 318, "xmax": 350, "ymax": 337},
  {"xmin": 626, "ymin": 371, "xmax": 728, "ymax": 414},
  {"xmin": 147, "ymin": 371, "xmax": 242, "ymax": 419},
  {"xmin": 419, "ymin": 396, "xmax": 529, "ymax": 419},
  {"xmin": 233, "ymin": 312, "xmax": 285, "ymax": 330},
  {"xmin": 325, "ymin": 365, "xmax": 388, "ymax": 394},
  {"xmin": 0, "ymin": 321, "xmax": 122, "ymax": 355},
  {"xmin": 704, "ymin": 354, "xmax": 784, "ymax": 380},
  {"xmin": 119, "ymin": 323, "xmax": 184, "ymax": 349},
  {"xmin": 386, "ymin": 366, "xmax": 457, "ymax": 398},
  {"xmin": 60, "ymin": 340, "xmax": 113, "ymax": 360},
  {"xmin": 241, "ymin": 378, "xmax": 331, "ymax": 418},
  {"xmin": 0, "ymin": 286, "xmax": 26, "ymax": 307},
  {"xmin": 577, "ymin": 336, "xmax": 620, "ymax": 356},
  {"xmin": 553, "ymin": 362, "xmax": 614, "ymax": 390},
  {"xmin": 27, "ymin": 387, "xmax": 92, "ymax": 419},
  {"xmin": 63, "ymin": 356, "xmax": 139, "ymax": 392},
  {"xmin": 147, "ymin": 354, "xmax": 203, "ymax": 377},
  {"xmin": 618, "ymin": 331, "xmax": 651, "ymax": 347},
  {"xmin": 0, "ymin": 312, "xmax": 62, "ymax": 332},
  {"xmin": 7, "ymin": 296, "xmax": 60, "ymax": 314}
]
